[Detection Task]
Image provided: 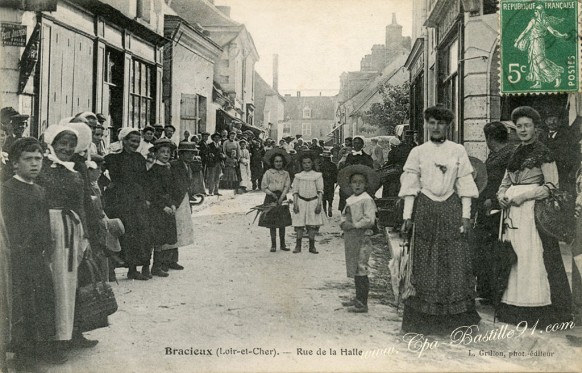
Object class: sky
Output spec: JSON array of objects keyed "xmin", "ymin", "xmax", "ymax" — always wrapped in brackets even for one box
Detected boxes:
[{"xmin": 217, "ymin": 0, "xmax": 413, "ymax": 95}]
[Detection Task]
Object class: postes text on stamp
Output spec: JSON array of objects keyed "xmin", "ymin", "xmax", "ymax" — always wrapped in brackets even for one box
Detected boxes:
[{"xmin": 500, "ymin": 0, "xmax": 579, "ymax": 94}]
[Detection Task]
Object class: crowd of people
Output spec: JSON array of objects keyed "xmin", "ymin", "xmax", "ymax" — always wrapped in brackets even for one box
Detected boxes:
[
  {"xmin": 1, "ymin": 102, "xmax": 581, "ymax": 371},
  {"xmin": 0, "ymin": 110, "xmax": 205, "ymax": 371}
]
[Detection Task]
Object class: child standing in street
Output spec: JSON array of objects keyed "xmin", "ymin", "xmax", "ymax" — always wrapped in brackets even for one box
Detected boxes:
[
  {"xmin": 146, "ymin": 138, "xmax": 179, "ymax": 278},
  {"xmin": 259, "ymin": 148, "xmax": 292, "ymax": 252},
  {"xmin": 291, "ymin": 153, "xmax": 324, "ymax": 254},
  {"xmin": 338, "ymin": 165, "xmax": 379, "ymax": 313}
]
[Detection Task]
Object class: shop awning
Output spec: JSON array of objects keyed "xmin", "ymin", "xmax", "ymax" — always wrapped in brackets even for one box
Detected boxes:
[
  {"xmin": 218, "ymin": 109, "xmax": 263, "ymax": 135},
  {"xmin": 326, "ymin": 124, "xmax": 343, "ymax": 137},
  {"xmin": 241, "ymin": 123, "xmax": 264, "ymax": 136}
]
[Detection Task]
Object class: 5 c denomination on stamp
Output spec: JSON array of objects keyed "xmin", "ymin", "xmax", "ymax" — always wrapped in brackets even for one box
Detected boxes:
[{"xmin": 500, "ymin": 0, "xmax": 580, "ymax": 94}]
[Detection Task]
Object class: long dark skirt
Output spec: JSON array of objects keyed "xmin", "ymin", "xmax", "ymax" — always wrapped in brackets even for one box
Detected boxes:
[
  {"xmin": 402, "ymin": 193, "xmax": 480, "ymax": 335},
  {"xmin": 258, "ymin": 191, "xmax": 292, "ymax": 228},
  {"xmin": 10, "ymin": 257, "xmax": 56, "ymax": 347},
  {"xmin": 496, "ymin": 230, "xmax": 572, "ymax": 327},
  {"xmin": 104, "ymin": 185, "xmax": 151, "ymax": 266}
]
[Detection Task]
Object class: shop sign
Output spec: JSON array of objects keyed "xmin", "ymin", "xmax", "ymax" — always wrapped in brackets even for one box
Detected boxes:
[{"xmin": 2, "ymin": 23, "xmax": 27, "ymax": 47}]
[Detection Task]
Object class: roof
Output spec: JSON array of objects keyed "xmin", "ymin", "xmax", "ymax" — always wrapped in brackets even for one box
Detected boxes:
[
  {"xmin": 166, "ymin": 0, "xmax": 240, "ymax": 28},
  {"xmin": 347, "ymin": 53, "xmax": 409, "ymax": 116},
  {"xmin": 283, "ymin": 96, "xmax": 337, "ymax": 121},
  {"xmin": 254, "ymin": 72, "xmax": 285, "ymax": 100},
  {"xmin": 167, "ymin": 0, "xmax": 259, "ymax": 60}
]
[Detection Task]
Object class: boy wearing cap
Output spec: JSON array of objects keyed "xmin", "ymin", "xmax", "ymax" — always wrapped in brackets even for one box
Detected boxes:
[
  {"xmin": 1, "ymin": 107, "xmax": 29, "ymax": 153},
  {"xmin": 339, "ymin": 165, "xmax": 378, "ymax": 313}
]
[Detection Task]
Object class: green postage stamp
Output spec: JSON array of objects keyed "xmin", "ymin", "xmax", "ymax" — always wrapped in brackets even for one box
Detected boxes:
[{"xmin": 500, "ymin": 0, "xmax": 580, "ymax": 94}]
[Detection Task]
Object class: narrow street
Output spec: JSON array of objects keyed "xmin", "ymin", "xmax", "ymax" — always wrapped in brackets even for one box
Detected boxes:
[{"xmin": 26, "ymin": 191, "xmax": 581, "ymax": 373}]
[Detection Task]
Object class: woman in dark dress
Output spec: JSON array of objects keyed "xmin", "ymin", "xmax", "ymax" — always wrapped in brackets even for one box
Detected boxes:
[
  {"xmin": 260, "ymin": 149, "xmax": 292, "ymax": 252},
  {"xmin": 104, "ymin": 128, "xmax": 151, "ymax": 280},
  {"xmin": 37, "ymin": 125, "xmax": 98, "ymax": 349}
]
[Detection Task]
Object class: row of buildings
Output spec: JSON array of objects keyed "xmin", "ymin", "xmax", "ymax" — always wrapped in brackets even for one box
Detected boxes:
[
  {"xmin": 403, "ymin": 0, "xmax": 581, "ymax": 160},
  {"xmin": 255, "ymin": 14, "xmax": 413, "ymax": 146},
  {"xmin": 0, "ymin": 0, "xmax": 264, "ymax": 143},
  {"xmin": 324, "ymin": 1, "xmax": 581, "ymax": 161}
]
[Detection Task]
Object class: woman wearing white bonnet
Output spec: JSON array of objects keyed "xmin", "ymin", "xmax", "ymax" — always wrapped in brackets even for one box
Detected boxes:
[
  {"xmin": 37, "ymin": 124, "xmax": 98, "ymax": 349},
  {"xmin": 103, "ymin": 127, "xmax": 152, "ymax": 280}
]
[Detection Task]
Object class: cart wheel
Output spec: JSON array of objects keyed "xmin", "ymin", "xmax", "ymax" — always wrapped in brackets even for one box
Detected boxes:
[{"xmin": 190, "ymin": 194, "xmax": 205, "ymax": 206}]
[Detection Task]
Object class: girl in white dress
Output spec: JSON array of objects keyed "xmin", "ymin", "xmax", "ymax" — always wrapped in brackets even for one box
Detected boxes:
[{"xmin": 291, "ymin": 153, "xmax": 324, "ymax": 254}]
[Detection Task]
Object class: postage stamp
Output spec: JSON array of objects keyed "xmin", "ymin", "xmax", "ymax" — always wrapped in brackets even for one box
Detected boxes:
[{"xmin": 499, "ymin": 0, "xmax": 580, "ymax": 94}]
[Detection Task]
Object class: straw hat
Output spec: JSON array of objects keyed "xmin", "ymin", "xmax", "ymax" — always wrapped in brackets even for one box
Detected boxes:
[
  {"xmin": 151, "ymin": 138, "xmax": 177, "ymax": 152},
  {"xmin": 177, "ymin": 141, "xmax": 198, "ymax": 152},
  {"xmin": 338, "ymin": 164, "xmax": 381, "ymax": 196},
  {"xmin": 263, "ymin": 147, "xmax": 291, "ymax": 167}
]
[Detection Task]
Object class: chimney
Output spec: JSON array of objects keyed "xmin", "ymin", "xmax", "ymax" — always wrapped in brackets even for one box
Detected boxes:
[
  {"xmin": 386, "ymin": 12, "xmax": 403, "ymax": 47},
  {"xmin": 297, "ymin": 91, "xmax": 301, "ymax": 97},
  {"xmin": 216, "ymin": 6, "xmax": 231, "ymax": 17},
  {"xmin": 272, "ymin": 54, "xmax": 279, "ymax": 93}
]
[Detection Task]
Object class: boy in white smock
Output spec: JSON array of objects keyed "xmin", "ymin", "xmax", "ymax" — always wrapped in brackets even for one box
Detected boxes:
[{"xmin": 339, "ymin": 165, "xmax": 378, "ymax": 313}]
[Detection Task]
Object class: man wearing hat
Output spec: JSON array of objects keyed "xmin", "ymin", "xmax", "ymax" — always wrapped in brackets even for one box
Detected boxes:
[
  {"xmin": 249, "ymin": 137, "xmax": 265, "ymax": 190},
  {"xmin": 197, "ymin": 132, "xmax": 210, "ymax": 177},
  {"xmin": 206, "ymin": 133, "xmax": 226, "ymax": 196},
  {"xmin": 96, "ymin": 113, "xmax": 107, "ymax": 126},
  {"xmin": 153, "ymin": 124, "xmax": 164, "ymax": 140},
  {"xmin": 320, "ymin": 151, "xmax": 338, "ymax": 216},
  {"xmin": 162, "ymin": 125, "xmax": 178, "ymax": 146},
  {"xmin": 1, "ymin": 107, "xmax": 29, "ymax": 152},
  {"xmin": 169, "ymin": 142, "xmax": 199, "ymax": 271},
  {"xmin": 338, "ymin": 137, "xmax": 373, "ymax": 211}
]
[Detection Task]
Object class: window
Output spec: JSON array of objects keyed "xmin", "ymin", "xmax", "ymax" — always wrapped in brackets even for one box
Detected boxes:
[
  {"xmin": 129, "ymin": 59, "xmax": 154, "ymax": 129},
  {"xmin": 303, "ymin": 107, "xmax": 311, "ymax": 119},
  {"xmin": 438, "ymin": 38, "xmax": 459, "ymax": 141},
  {"xmin": 180, "ymin": 94, "xmax": 207, "ymax": 134},
  {"xmin": 302, "ymin": 122, "xmax": 311, "ymax": 137},
  {"xmin": 136, "ymin": 0, "xmax": 151, "ymax": 21},
  {"xmin": 283, "ymin": 123, "xmax": 291, "ymax": 134}
]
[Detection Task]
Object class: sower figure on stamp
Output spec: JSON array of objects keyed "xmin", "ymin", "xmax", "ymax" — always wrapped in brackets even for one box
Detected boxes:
[
  {"xmin": 514, "ymin": 4, "xmax": 569, "ymax": 89},
  {"xmin": 399, "ymin": 105, "xmax": 481, "ymax": 335}
]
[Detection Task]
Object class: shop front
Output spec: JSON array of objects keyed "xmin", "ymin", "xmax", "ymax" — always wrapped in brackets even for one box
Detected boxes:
[{"xmin": 2, "ymin": 0, "xmax": 165, "ymax": 142}]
